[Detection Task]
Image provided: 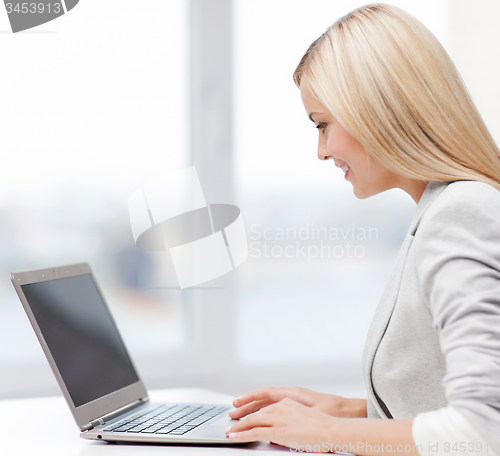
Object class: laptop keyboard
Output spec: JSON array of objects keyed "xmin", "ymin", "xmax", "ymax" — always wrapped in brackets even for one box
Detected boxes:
[{"xmin": 102, "ymin": 404, "xmax": 230, "ymax": 436}]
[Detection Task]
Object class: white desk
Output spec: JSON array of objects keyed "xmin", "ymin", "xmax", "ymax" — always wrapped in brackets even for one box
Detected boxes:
[{"xmin": 0, "ymin": 388, "xmax": 290, "ymax": 455}]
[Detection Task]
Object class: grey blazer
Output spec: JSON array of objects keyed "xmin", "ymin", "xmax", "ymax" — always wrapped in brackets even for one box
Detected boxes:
[{"xmin": 362, "ymin": 180, "xmax": 500, "ymax": 452}]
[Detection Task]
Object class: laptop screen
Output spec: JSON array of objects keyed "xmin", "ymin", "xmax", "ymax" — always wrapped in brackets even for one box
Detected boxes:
[{"xmin": 21, "ymin": 274, "xmax": 140, "ymax": 408}]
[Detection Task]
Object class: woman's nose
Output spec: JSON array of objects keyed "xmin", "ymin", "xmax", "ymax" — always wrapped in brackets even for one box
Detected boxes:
[{"xmin": 317, "ymin": 143, "xmax": 332, "ymax": 161}]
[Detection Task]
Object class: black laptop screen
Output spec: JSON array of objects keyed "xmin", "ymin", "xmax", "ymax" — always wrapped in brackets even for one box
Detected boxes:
[{"xmin": 21, "ymin": 274, "xmax": 140, "ymax": 408}]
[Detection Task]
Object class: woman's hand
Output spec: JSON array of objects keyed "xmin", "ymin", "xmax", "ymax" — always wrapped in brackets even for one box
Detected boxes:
[
  {"xmin": 229, "ymin": 386, "xmax": 366, "ymax": 420},
  {"xmin": 226, "ymin": 397, "xmax": 338, "ymax": 451}
]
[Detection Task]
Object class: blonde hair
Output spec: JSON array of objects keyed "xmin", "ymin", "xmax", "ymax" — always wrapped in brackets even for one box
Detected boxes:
[{"xmin": 294, "ymin": 3, "xmax": 500, "ymax": 190}]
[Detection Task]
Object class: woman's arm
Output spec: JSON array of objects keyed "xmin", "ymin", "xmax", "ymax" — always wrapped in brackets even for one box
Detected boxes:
[
  {"xmin": 411, "ymin": 183, "xmax": 500, "ymax": 454},
  {"xmin": 227, "ymin": 397, "xmax": 417, "ymax": 455},
  {"xmin": 332, "ymin": 416, "xmax": 417, "ymax": 455}
]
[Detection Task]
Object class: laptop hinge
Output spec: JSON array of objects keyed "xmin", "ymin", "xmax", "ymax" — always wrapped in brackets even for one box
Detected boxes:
[{"xmin": 87, "ymin": 397, "xmax": 149, "ymax": 430}]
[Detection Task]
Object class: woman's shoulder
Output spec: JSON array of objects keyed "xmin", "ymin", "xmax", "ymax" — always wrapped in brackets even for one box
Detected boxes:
[
  {"xmin": 415, "ymin": 180, "xmax": 500, "ymax": 270},
  {"xmin": 441, "ymin": 179, "xmax": 500, "ymax": 199},
  {"xmin": 424, "ymin": 180, "xmax": 500, "ymax": 222},
  {"xmin": 414, "ymin": 180, "xmax": 500, "ymax": 243}
]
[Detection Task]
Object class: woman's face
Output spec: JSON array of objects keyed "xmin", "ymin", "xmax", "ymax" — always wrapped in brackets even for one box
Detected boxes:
[{"xmin": 300, "ymin": 79, "xmax": 400, "ymax": 199}]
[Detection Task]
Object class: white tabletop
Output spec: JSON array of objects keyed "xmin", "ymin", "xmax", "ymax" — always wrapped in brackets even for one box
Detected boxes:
[{"xmin": 0, "ymin": 388, "xmax": 291, "ymax": 455}]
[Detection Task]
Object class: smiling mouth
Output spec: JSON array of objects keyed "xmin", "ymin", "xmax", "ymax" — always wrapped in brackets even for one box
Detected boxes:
[
  {"xmin": 335, "ymin": 162, "xmax": 350, "ymax": 180},
  {"xmin": 340, "ymin": 164, "xmax": 350, "ymax": 173},
  {"xmin": 336, "ymin": 162, "xmax": 350, "ymax": 175}
]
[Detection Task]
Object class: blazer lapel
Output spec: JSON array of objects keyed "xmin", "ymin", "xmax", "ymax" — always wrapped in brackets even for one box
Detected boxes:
[{"xmin": 362, "ymin": 181, "xmax": 450, "ymax": 417}]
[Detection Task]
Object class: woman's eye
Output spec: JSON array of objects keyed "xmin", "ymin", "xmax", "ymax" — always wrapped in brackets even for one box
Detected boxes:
[{"xmin": 316, "ymin": 123, "xmax": 327, "ymax": 132}]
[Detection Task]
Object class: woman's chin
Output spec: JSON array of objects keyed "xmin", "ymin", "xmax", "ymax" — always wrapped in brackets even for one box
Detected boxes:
[
  {"xmin": 352, "ymin": 186, "xmax": 369, "ymax": 200},
  {"xmin": 352, "ymin": 185, "xmax": 378, "ymax": 200}
]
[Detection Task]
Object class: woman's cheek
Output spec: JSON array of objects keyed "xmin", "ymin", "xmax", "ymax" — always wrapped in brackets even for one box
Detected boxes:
[{"xmin": 326, "ymin": 135, "xmax": 347, "ymax": 162}]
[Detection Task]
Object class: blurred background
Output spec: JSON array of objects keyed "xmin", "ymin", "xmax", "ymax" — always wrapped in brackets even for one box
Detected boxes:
[{"xmin": 0, "ymin": 0, "xmax": 499, "ymax": 400}]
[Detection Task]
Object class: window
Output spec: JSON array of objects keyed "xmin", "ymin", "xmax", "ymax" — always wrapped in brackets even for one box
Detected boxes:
[
  {"xmin": 0, "ymin": 0, "xmax": 189, "ymax": 398},
  {"xmin": 2, "ymin": 0, "xmax": 498, "ymax": 400}
]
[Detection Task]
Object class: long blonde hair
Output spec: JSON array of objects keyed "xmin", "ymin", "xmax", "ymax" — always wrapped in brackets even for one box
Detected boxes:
[{"xmin": 293, "ymin": 3, "xmax": 500, "ymax": 190}]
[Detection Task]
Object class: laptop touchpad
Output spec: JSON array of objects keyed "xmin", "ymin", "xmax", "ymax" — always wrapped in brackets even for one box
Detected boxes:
[{"xmin": 210, "ymin": 417, "xmax": 239, "ymax": 426}]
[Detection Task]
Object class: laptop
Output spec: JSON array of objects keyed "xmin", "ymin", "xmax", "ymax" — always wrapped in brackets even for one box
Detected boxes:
[{"xmin": 10, "ymin": 262, "xmax": 241, "ymax": 445}]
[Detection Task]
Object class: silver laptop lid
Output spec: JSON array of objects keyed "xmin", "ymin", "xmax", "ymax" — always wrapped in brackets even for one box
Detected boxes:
[{"xmin": 11, "ymin": 263, "xmax": 149, "ymax": 431}]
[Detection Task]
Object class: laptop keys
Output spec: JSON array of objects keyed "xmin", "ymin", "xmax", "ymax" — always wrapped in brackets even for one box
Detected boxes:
[{"xmin": 103, "ymin": 404, "xmax": 230, "ymax": 434}]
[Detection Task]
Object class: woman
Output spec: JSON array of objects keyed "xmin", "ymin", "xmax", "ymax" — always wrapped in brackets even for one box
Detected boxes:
[{"xmin": 225, "ymin": 4, "xmax": 500, "ymax": 455}]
